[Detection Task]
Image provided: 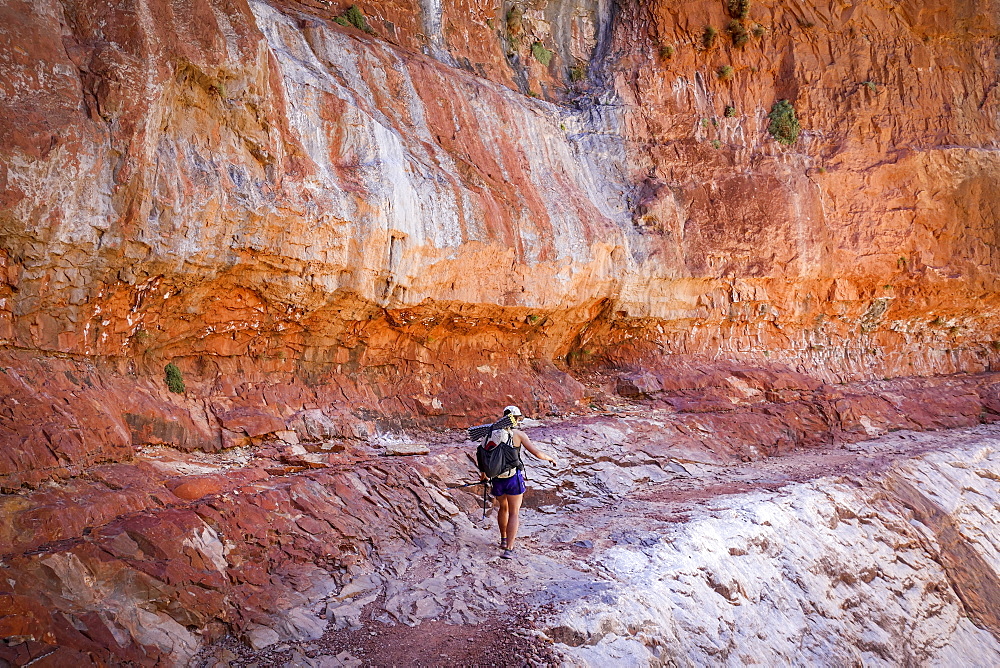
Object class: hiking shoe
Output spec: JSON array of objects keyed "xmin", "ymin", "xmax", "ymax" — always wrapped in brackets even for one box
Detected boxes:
[
  {"xmin": 500, "ymin": 548, "xmax": 514, "ymax": 560},
  {"xmin": 499, "ymin": 536, "xmax": 507, "ymax": 548}
]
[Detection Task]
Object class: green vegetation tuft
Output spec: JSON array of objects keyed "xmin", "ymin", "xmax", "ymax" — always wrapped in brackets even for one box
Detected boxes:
[
  {"xmin": 711, "ymin": 139, "xmax": 722, "ymax": 149},
  {"xmin": 334, "ymin": 5, "xmax": 374, "ymax": 34},
  {"xmin": 724, "ymin": 105, "xmax": 736, "ymax": 117},
  {"xmin": 164, "ymin": 363, "xmax": 185, "ymax": 394},
  {"xmin": 569, "ymin": 62, "xmax": 587, "ymax": 82},
  {"xmin": 752, "ymin": 24, "xmax": 766, "ymax": 38},
  {"xmin": 531, "ymin": 41, "xmax": 554, "ymax": 66},
  {"xmin": 767, "ymin": 99, "xmax": 800, "ymax": 145},
  {"xmin": 659, "ymin": 44, "xmax": 675, "ymax": 60},
  {"xmin": 727, "ymin": 19, "xmax": 749, "ymax": 48},
  {"xmin": 717, "ymin": 64, "xmax": 734, "ymax": 81},
  {"xmin": 703, "ymin": 26, "xmax": 717, "ymax": 48},
  {"xmin": 727, "ymin": 0, "xmax": 750, "ymax": 19}
]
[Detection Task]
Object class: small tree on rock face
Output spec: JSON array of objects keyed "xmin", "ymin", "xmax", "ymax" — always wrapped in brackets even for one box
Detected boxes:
[
  {"xmin": 727, "ymin": 19, "xmax": 749, "ymax": 47},
  {"xmin": 333, "ymin": 5, "xmax": 375, "ymax": 34},
  {"xmin": 768, "ymin": 99, "xmax": 800, "ymax": 145},
  {"xmin": 164, "ymin": 363, "xmax": 185, "ymax": 394}
]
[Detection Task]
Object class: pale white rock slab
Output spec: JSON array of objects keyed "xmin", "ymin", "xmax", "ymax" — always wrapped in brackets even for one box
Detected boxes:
[
  {"xmin": 245, "ymin": 624, "xmax": 281, "ymax": 651},
  {"xmin": 383, "ymin": 443, "xmax": 430, "ymax": 456},
  {"xmin": 550, "ymin": 442, "xmax": 1000, "ymax": 667}
]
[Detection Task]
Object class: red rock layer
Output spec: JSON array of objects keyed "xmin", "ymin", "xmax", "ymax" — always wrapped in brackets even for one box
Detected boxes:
[
  {"xmin": 1, "ymin": 0, "xmax": 999, "ymax": 463},
  {"xmin": 1, "ymin": 0, "xmax": 1000, "ymax": 659},
  {"xmin": 2, "ymin": 371, "xmax": 1000, "ymax": 665}
]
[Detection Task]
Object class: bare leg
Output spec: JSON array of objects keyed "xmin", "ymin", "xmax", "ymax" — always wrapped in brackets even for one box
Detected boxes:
[
  {"xmin": 504, "ymin": 493, "xmax": 523, "ymax": 550},
  {"xmin": 497, "ymin": 496, "xmax": 509, "ymax": 542}
]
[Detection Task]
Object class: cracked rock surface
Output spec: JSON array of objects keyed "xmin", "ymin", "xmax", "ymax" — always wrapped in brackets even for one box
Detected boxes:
[{"xmin": 7, "ymin": 380, "xmax": 1000, "ymax": 666}]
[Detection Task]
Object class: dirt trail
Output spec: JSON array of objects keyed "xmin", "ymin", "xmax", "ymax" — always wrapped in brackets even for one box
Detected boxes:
[
  {"xmin": 195, "ymin": 420, "xmax": 1000, "ymax": 667},
  {"xmin": 6, "ymin": 373, "xmax": 1000, "ymax": 666}
]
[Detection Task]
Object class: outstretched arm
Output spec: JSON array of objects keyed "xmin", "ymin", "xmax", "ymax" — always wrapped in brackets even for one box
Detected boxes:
[{"xmin": 514, "ymin": 430, "xmax": 558, "ymax": 467}]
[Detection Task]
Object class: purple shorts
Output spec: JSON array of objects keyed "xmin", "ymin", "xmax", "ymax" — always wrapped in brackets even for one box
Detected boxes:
[{"xmin": 491, "ymin": 470, "xmax": 526, "ymax": 497}]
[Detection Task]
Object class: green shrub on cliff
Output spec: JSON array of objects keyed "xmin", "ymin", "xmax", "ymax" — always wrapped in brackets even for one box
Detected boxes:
[
  {"xmin": 728, "ymin": 0, "xmax": 750, "ymax": 19},
  {"xmin": 703, "ymin": 26, "xmax": 717, "ymax": 48},
  {"xmin": 333, "ymin": 5, "xmax": 374, "ymax": 34},
  {"xmin": 164, "ymin": 363, "xmax": 185, "ymax": 394},
  {"xmin": 532, "ymin": 41, "xmax": 554, "ymax": 66},
  {"xmin": 767, "ymin": 99, "xmax": 800, "ymax": 145},
  {"xmin": 727, "ymin": 19, "xmax": 749, "ymax": 48}
]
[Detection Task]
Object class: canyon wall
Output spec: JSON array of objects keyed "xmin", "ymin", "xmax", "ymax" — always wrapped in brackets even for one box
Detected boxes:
[
  {"xmin": 2, "ymin": 1, "xmax": 1000, "ymax": 661},
  {"xmin": 3, "ymin": 0, "xmax": 1000, "ymax": 399}
]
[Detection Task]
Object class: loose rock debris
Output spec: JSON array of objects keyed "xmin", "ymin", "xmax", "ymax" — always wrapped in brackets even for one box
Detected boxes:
[
  {"xmin": 7, "ymin": 374, "xmax": 1000, "ymax": 666},
  {"xmin": 197, "ymin": 420, "xmax": 1000, "ymax": 666}
]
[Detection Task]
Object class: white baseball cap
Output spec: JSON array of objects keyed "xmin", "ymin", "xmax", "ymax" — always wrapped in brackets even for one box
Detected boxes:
[{"xmin": 503, "ymin": 405, "xmax": 523, "ymax": 417}]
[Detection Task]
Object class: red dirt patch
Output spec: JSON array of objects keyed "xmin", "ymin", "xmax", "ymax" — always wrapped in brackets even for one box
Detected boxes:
[{"xmin": 195, "ymin": 600, "xmax": 559, "ymax": 667}]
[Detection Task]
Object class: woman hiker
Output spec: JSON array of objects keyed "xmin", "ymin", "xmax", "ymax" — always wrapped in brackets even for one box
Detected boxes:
[{"xmin": 479, "ymin": 405, "xmax": 558, "ymax": 559}]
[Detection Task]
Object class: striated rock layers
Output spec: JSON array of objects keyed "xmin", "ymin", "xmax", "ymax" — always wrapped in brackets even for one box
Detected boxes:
[
  {"xmin": 2, "ymin": 0, "xmax": 1000, "ymax": 663},
  {"xmin": 2, "ymin": 0, "xmax": 1000, "ymax": 456},
  {"xmin": 549, "ymin": 427, "xmax": 1000, "ymax": 666},
  {"xmin": 3, "ymin": 374, "xmax": 1000, "ymax": 666}
]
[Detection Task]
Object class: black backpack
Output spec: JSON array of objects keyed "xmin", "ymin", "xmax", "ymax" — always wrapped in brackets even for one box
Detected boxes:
[{"xmin": 476, "ymin": 428, "xmax": 522, "ymax": 479}]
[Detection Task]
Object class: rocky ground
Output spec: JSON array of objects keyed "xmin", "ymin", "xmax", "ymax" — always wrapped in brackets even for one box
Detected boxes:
[
  {"xmin": 5, "ymin": 372, "xmax": 1000, "ymax": 666},
  {"xmin": 190, "ymin": 420, "xmax": 1000, "ymax": 667}
]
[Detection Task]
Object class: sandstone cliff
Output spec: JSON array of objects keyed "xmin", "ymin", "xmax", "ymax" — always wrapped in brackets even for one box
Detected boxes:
[
  {"xmin": 3, "ymin": 0, "xmax": 1000, "ymax": 459},
  {"xmin": 2, "ymin": 0, "xmax": 1000, "ymax": 664}
]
